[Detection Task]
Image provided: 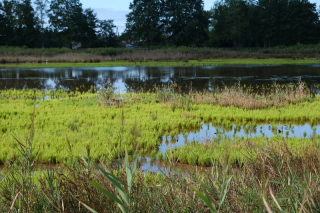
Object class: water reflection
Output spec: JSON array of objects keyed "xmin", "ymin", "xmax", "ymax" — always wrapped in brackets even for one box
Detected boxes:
[
  {"xmin": 1, "ymin": 65, "xmax": 320, "ymax": 92},
  {"xmin": 159, "ymin": 123, "xmax": 320, "ymax": 156}
]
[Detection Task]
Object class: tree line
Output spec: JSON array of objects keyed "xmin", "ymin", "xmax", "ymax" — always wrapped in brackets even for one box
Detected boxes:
[
  {"xmin": 0, "ymin": 0, "xmax": 118, "ymax": 48},
  {"xmin": 0, "ymin": 0, "xmax": 319, "ymax": 48}
]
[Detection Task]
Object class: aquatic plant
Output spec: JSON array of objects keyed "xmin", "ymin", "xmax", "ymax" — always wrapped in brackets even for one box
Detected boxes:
[
  {"xmin": 0, "ymin": 87, "xmax": 320, "ymax": 165},
  {"xmin": 1, "ymin": 127, "xmax": 320, "ymax": 212}
]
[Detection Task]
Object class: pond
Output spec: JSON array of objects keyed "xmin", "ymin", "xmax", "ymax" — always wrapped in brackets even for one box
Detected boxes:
[{"xmin": 1, "ymin": 65, "xmax": 320, "ymax": 92}]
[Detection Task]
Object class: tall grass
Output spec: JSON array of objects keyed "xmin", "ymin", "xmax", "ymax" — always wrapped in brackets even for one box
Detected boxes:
[
  {"xmin": 1, "ymin": 44, "xmax": 320, "ymax": 64},
  {"xmin": 216, "ymin": 78, "xmax": 311, "ymax": 109},
  {"xmin": 1, "ymin": 134, "xmax": 320, "ymax": 212},
  {"xmin": 155, "ymin": 79, "xmax": 312, "ymax": 110}
]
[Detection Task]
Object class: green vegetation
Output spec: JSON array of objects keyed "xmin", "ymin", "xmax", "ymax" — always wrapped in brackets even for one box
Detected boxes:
[
  {"xmin": 1, "ymin": 58, "xmax": 320, "ymax": 69},
  {"xmin": 166, "ymin": 136, "xmax": 320, "ymax": 166},
  {"xmin": 1, "ymin": 83, "xmax": 320, "ymax": 211},
  {"xmin": 1, "ymin": 127, "xmax": 320, "ymax": 212},
  {"xmin": 0, "ymin": 82, "xmax": 318, "ymax": 164},
  {"xmin": 2, "ymin": 0, "xmax": 320, "ymax": 48}
]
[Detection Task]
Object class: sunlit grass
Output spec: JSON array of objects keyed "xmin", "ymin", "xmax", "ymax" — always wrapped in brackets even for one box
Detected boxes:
[
  {"xmin": 1, "ymin": 83, "xmax": 320, "ymax": 211},
  {"xmin": 0, "ymin": 85, "xmax": 319, "ymax": 164}
]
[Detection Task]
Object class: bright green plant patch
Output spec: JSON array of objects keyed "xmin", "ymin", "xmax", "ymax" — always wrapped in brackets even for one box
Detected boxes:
[
  {"xmin": 165, "ymin": 135, "xmax": 320, "ymax": 166},
  {"xmin": 0, "ymin": 89, "xmax": 319, "ymax": 164}
]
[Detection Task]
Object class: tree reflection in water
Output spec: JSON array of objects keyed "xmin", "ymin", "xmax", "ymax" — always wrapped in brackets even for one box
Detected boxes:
[{"xmin": 1, "ymin": 65, "xmax": 320, "ymax": 94}]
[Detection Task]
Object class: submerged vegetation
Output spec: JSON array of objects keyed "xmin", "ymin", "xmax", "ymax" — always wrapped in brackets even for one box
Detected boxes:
[{"xmin": 0, "ymin": 80, "xmax": 320, "ymax": 211}]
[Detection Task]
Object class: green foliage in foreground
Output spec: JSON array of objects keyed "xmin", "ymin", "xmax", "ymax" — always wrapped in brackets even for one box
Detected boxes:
[
  {"xmin": 0, "ymin": 58, "xmax": 320, "ymax": 69},
  {"xmin": 1, "ymin": 88, "xmax": 320, "ymax": 212},
  {"xmin": 0, "ymin": 88, "xmax": 319, "ymax": 164},
  {"xmin": 1, "ymin": 136, "xmax": 320, "ymax": 212}
]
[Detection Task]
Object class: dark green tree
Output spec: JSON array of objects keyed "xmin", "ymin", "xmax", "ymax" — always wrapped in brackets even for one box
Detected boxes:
[
  {"xmin": 125, "ymin": 0, "xmax": 165, "ymax": 46},
  {"xmin": 284, "ymin": 0, "xmax": 319, "ymax": 44},
  {"xmin": 210, "ymin": 0, "xmax": 319, "ymax": 47},
  {"xmin": 48, "ymin": 0, "xmax": 83, "ymax": 48},
  {"xmin": 212, "ymin": 0, "xmax": 255, "ymax": 47},
  {"xmin": 80, "ymin": 8, "xmax": 98, "ymax": 47},
  {"xmin": 164, "ymin": 0, "xmax": 209, "ymax": 46},
  {"xmin": 0, "ymin": 0, "xmax": 18, "ymax": 46},
  {"xmin": 257, "ymin": 0, "xmax": 319, "ymax": 46},
  {"xmin": 34, "ymin": 0, "xmax": 49, "ymax": 48},
  {"xmin": 97, "ymin": 19, "xmax": 119, "ymax": 47},
  {"xmin": 0, "ymin": 0, "xmax": 39, "ymax": 47},
  {"xmin": 48, "ymin": 0, "xmax": 98, "ymax": 48},
  {"xmin": 0, "ymin": 1, "xmax": 7, "ymax": 45},
  {"xmin": 258, "ymin": 0, "xmax": 290, "ymax": 46},
  {"xmin": 17, "ymin": 0, "xmax": 40, "ymax": 47}
]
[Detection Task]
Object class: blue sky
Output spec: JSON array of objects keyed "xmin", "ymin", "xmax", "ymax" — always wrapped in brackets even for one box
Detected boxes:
[{"xmin": 80, "ymin": 0, "xmax": 320, "ymax": 34}]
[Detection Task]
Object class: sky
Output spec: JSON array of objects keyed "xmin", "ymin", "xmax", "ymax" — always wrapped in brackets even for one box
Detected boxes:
[{"xmin": 80, "ymin": 0, "xmax": 320, "ymax": 34}]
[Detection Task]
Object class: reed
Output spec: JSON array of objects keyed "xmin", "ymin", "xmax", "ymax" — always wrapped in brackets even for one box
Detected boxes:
[
  {"xmin": 1, "ymin": 45, "xmax": 320, "ymax": 68},
  {"xmin": 1, "ymin": 135, "xmax": 320, "ymax": 212}
]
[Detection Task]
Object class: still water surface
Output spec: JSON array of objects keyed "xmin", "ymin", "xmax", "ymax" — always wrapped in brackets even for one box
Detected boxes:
[
  {"xmin": 1, "ymin": 65, "xmax": 320, "ymax": 92},
  {"xmin": 159, "ymin": 123, "xmax": 320, "ymax": 157}
]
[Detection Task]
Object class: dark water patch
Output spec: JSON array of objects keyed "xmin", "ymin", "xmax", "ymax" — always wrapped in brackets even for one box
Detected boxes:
[
  {"xmin": 159, "ymin": 123, "xmax": 320, "ymax": 156},
  {"xmin": 1, "ymin": 65, "xmax": 320, "ymax": 93}
]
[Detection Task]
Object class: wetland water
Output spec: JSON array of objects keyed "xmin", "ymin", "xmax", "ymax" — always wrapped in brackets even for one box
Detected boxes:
[
  {"xmin": 1, "ymin": 65, "xmax": 320, "ymax": 92},
  {"xmin": 1, "ymin": 65, "xmax": 320, "ymax": 172},
  {"xmin": 0, "ymin": 122, "xmax": 318, "ymax": 173},
  {"xmin": 159, "ymin": 123, "xmax": 320, "ymax": 156}
]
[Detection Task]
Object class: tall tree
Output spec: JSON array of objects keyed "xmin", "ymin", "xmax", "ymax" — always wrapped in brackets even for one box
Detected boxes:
[
  {"xmin": 80, "ymin": 8, "xmax": 99, "ymax": 47},
  {"xmin": 48, "ymin": 0, "xmax": 99, "ymax": 48},
  {"xmin": 48, "ymin": 0, "xmax": 84, "ymax": 48},
  {"xmin": 34, "ymin": 0, "xmax": 48, "ymax": 48},
  {"xmin": 125, "ymin": 0, "xmax": 209, "ymax": 47},
  {"xmin": 257, "ymin": 0, "xmax": 319, "ymax": 46},
  {"xmin": 125, "ymin": 0, "xmax": 165, "ymax": 46},
  {"xmin": 212, "ymin": 0, "xmax": 252, "ymax": 47},
  {"xmin": 164, "ymin": 0, "xmax": 209, "ymax": 46},
  {"xmin": 4, "ymin": 0, "xmax": 39, "ymax": 47},
  {"xmin": 97, "ymin": 19, "xmax": 118, "ymax": 47},
  {"xmin": 284, "ymin": 0, "xmax": 319, "ymax": 44},
  {"xmin": 0, "ymin": 1, "xmax": 7, "ymax": 45},
  {"xmin": 258, "ymin": 0, "xmax": 289, "ymax": 46}
]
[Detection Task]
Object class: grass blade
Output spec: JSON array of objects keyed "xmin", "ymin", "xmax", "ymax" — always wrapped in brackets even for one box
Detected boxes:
[
  {"xmin": 81, "ymin": 202, "xmax": 98, "ymax": 213},
  {"xmin": 89, "ymin": 180, "xmax": 128, "ymax": 213},
  {"xmin": 190, "ymin": 185, "xmax": 216, "ymax": 213}
]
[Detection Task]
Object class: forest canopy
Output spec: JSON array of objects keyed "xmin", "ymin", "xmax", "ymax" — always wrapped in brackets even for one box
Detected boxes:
[{"xmin": 0, "ymin": 0, "xmax": 319, "ymax": 48}]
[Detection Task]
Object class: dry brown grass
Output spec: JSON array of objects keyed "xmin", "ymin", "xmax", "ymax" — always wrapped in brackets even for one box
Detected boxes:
[
  {"xmin": 216, "ymin": 79, "xmax": 310, "ymax": 109},
  {"xmin": 1, "ymin": 47, "xmax": 320, "ymax": 64},
  {"xmin": 158, "ymin": 79, "xmax": 312, "ymax": 110}
]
